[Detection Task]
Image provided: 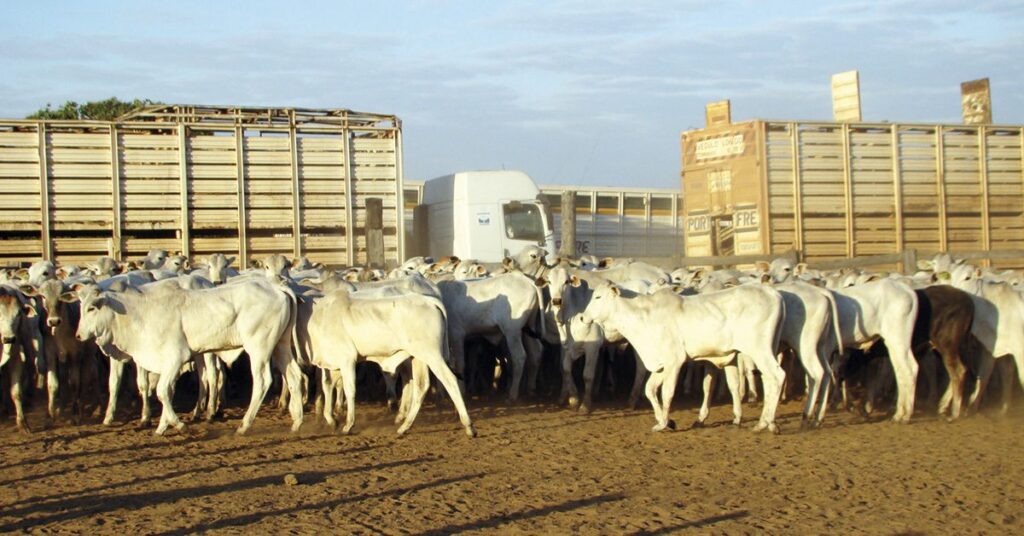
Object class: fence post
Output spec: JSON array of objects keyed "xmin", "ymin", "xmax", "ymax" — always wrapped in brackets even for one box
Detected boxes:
[
  {"xmin": 365, "ymin": 197, "xmax": 385, "ymax": 268},
  {"xmin": 901, "ymin": 248, "xmax": 918, "ymax": 274},
  {"xmin": 559, "ymin": 191, "xmax": 576, "ymax": 258}
]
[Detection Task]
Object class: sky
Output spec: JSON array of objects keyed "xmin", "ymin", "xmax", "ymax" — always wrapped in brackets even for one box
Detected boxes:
[{"xmin": 1, "ymin": 1, "xmax": 1022, "ymax": 189}]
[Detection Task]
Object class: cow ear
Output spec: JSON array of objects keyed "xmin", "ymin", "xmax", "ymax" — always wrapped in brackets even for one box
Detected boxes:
[
  {"xmin": 795, "ymin": 263, "xmax": 808, "ymax": 275},
  {"xmin": 14, "ymin": 268, "xmax": 29, "ymax": 279},
  {"xmin": 290, "ymin": 258, "xmax": 301, "ymax": 268},
  {"xmin": 502, "ymin": 257, "xmax": 515, "ymax": 269},
  {"xmin": 225, "ymin": 256, "xmax": 236, "ymax": 266},
  {"xmin": 954, "ymin": 258, "xmax": 966, "ymax": 266},
  {"xmin": 755, "ymin": 261, "xmax": 769, "ymax": 272},
  {"xmin": 760, "ymin": 274, "xmax": 772, "ymax": 284},
  {"xmin": 249, "ymin": 259, "xmax": 263, "ymax": 269},
  {"xmin": 22, "ymin": 302, "xmax": 38, "ymax": 317},
  {"xmin": 428, "ymin": 263, "xmax": 441, "ymax": 272},
  {"xmin": 18, "ymin": 284, "xmax": 38, "ymax": 297},
  {"xmin": 610, "ymin": 285, "xmax": 621, "ymax": 296},
  {"xmin": 657, "ymin": 277, "xmax": 668, "ymax": 286},
  {"xmin": 570, "ymin": 274, "xmax": 581, "ymax": 287},
  {"xmin": 476, "ymin": 265, "xmax": 487, "ymax": 276},
  {"xmin": 534, "ymin": 277, "xmax": 549, "ymax": 288},
  {"xmin": 183, "ymin": 259, "xmax": 191, "ymax": 270},
  {"xmin": 671, "ymin": 284, "xmax": 684, "ymax": 294},
  {"xmin": 56, "ymin": 267, "xmax": 68, "ymax": 279},
  {"xmin": 974, "ymin": 268, "xmax": 984, "ymax": 279},
  {"xmin": 692, "ymin": 268, "xmax": 705, "ymax": 280},
  {"xmin": 59, "ymin": 292, "xmax": 78, "ymax": 303}
]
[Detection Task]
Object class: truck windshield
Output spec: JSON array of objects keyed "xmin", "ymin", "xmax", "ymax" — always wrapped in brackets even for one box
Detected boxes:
[{"xmin": 503, "ymin": 202, "xmax": 545, "ymax": 241}]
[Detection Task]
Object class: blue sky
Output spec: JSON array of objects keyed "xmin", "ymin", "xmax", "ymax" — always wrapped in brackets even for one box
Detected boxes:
[{"xmin": 1, "ymin": 1, "xmax": 1021, "ymax": 188}]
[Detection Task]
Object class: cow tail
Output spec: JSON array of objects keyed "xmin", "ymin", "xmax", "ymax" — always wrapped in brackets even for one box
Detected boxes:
[
  {"xmin": 431, "ymin": 298, "xmax": 461, "ymax": 380},
  {"xmin": 523, "ymin": 280, "xmax": 547, "ymax": 341},
  {"xmin": 823, "ymin": 289, "xmax": 842, "ymax": 386}
]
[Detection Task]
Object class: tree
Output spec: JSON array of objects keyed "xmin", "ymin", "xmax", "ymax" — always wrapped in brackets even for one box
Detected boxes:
[{"xmin": 27, "ymin": 97, "xmax": 160, "ymax": 121}]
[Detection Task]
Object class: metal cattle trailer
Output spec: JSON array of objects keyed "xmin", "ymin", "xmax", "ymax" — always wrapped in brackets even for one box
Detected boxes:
[
  {"xmin": 0, "ymin": 104, "xmax": 404, "ymax": 267},
  {"xmin": 402, "ymin": 182, "xmax": 685, "ymax": 259},
  {"xmin": 682, "ymin": 119, "xmax": 1024, "ymax": 267}
]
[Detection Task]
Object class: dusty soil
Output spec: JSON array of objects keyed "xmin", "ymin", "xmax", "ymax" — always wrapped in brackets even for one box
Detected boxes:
[{"xmin": 1, "ymin": 396, "xmax": 1023, "ymax": 535}]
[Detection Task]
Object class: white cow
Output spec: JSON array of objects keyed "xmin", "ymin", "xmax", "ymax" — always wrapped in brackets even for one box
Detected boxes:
[
  {"xmin": 75, "ymin": 276, "xmax": 303, "ymax": 435},
  {"xmin": 824, "ymin": 278, "xmax": 920, "ymax": 423},
  {"xmin": 295, "ymin": 288, "xmax": 475, "ymax": 437},
  {"xmin": 946, "ymin": 264, "xmax": 1024, "ymax": 412},
  {"xmin": 546, "ymin": 265, "xmax": 642, "ymax": 413},
  {"xmin": 438, "ymin": 272, "xmax": 546, "ymax": 401},
  {"xmin": 0, "ymin": 285, "xmax": 43, "ymax": 432},
  {"xmin": 19, "ymin": 280, "xmax": 97, "ymax": 423},
  {"xmin": 581, "ymin": 283, "xmax": 787, "ymax": 433}
]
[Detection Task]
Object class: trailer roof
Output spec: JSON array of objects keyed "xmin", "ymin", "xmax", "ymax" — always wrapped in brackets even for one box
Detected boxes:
[{"xmin": 118, "ymin": 104, "xmax": 399, "ymax": 129}]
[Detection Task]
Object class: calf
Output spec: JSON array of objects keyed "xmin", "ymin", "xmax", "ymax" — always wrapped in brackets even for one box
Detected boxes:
[
  {"xmin": 438, "ymin": 273, "xmax": 546, "ymax": 402},
  {"xmin": 581, "ymin": 283, "xmax": 787, "ymax": 433},
  {"xmin": 296, "ymin": 289, "xmax": 475, "ymax": 437},
  {"xmin": 76, "ymin": 277, "xmax": 303, "ymax": 435}
]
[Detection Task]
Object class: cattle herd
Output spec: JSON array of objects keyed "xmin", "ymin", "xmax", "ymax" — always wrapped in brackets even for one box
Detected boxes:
[{"xmin": 1, "ymin": 246, "xmax": 1022, "ymax": 440}]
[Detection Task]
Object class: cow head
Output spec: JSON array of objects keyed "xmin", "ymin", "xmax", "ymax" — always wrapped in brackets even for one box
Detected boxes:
[
  {"xmin": 142, "ymin": 249, "xmax": 170, "ymax": 270},
  {"xmin": 512, "ymin": 245, "xmax": 549, "ymax": 277},
  {"xmin": 206, "ymin": 253, "xmax": 236, "ymax": 285},
  {"xmin": 580, "ymin": 283, "xmax": 620, "ymax": 327},
  {"xmin": 0, "ymin": 289, "xmax": 37, "ymax": 368},
  {"xmin": 164, "ymin": 255, "xmax": 190, "ymax": 274},
  {"xmin": 75, "ymin": 288, "xmax": 123, "ymax": 347},
  {"xmin": 19, "ymin": 280, "xmax": 77, "ymax": 335}
]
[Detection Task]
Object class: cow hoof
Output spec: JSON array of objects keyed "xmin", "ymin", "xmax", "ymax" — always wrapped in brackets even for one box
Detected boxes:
[
  {"xmin": 396, "ymin": 426, "xmax": 409, "ymax": 437},
  {"xmin": 567, "ymin": 396, "xmax": 580, "ymax": 410},
  {"xmin": 666, "ymin": 419, "xmax": 677, "ymax": 431},
  {"xmin": 16, "ymin": 421, "xmax": 32, "ymax": 434},
  {"xmin": 174, "ymin": 421, "xmax": 186, "ymax": 431},
  {"xmin": 691, "ymin": 420, "xmax": 705, "ymax": 429},
  {"xmin": 465, "ymin": 424, "xmax": 478, "ymax": 438},
  {"xmin": 386, "ymin": 400, "xmax": 397, "ymax": 414},
  {"xmin": 290, "ymin": 421, "xmax": 303, "ymax": 433},
  {"xmin": 578, "ymin": 404, "xmax": 592, "ymax": 415},
  {"xmin": 154, "ymin": 428, "xmax": 167, "ymax": 436},
  {"xmin": 102, "ymin": 418, "xmax": 116, "ymax": 426},
  {"xmin": 341, "ymin": 425, "xmax": 355, "ymax": 435},
  {"xmin": 235, "ymin": 427, "xmax": 250, "ymax": 436}
]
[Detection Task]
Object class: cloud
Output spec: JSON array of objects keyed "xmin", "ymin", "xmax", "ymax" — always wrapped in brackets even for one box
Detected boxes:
[{"xmin": 0, "ymin": 1, "xmax": 1021, "ymax": 188}]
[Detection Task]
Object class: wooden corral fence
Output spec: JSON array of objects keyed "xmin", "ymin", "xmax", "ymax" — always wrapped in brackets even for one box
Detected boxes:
[
  {"xmin": 682, "ymin": 119, "xmax": 1024, "ymax": 269},
  {"xmin": 0, "ymin": 105, "xmax": 405, "ymax": 267}
]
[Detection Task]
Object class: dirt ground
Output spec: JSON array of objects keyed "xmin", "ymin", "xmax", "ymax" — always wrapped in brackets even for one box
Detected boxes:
[{"xmin": 1, "ymin": 394, "xmax": 1023, "ymax": 535}]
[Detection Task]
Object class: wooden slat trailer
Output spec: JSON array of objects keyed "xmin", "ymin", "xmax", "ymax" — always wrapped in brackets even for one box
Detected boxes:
[
  {"xmin": 681, "ymin": 119, "xmax": 1024, "ymax": 268},
  {"xmin": 0, "ymin": 104, "xmax": 405, "ymax": 267}
]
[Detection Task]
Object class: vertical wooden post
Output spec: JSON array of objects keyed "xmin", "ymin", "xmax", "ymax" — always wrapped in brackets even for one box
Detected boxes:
[
  {"xmin": 177, "ymin": 124, "xmax": 191, "ymax": 258},
  {"xmin": 395, "ymin": 127, "xmax": 406, "ymax": 263},
  {"xmin": 37, "ymin": 123, "xmax": 53, "ymax": 261},
  {"xmin": 559, "ymin": 190, "xmax": 576, "ymax": 258},
  {"xmin": 365, "ymin": 197, "xmax": 385, "ymax": 268},
  {"xmin": 901, "ymin": 248, "xmax": 918, "ymax": 275},
  {"xmin": 109, "ymin": 126, "xmax": 123, "ymax": 260},
  {"xmin": 235, "ymin": 125, "xmax": 249, "ymax": 267},
  {"xmin": 790, "ymin": 122, "xmax": 804, "ymax": 253},
  {"xmin": 342, "ymin": 130, "xmax": 356, "ymax": 266},
  {"xmin": 841, "ymin": 123, "xmax": 854, "ymax": 258},
  {"xmin": 891, "ymin": 124, "xmax": 904, "ymax": 256},
  {"xmin": 412, "ymin": 204, "xmax": 429, "ymax": 258},
  {"xmin": 935, "ymin": 126, "xmax": 949, "ymax": 252},
  {"xmin": 289, "ymin": 123, "xmax": 303, "ymax": 259},
  {"xmin": 978, "ymin": 126, "xmax": 991, "ymax": 267}
]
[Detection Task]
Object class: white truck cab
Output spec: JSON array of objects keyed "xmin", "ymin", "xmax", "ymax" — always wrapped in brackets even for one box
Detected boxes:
[{"xmin": 421, "ymin": 170, "xmax": 555, "ymax": 262}]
